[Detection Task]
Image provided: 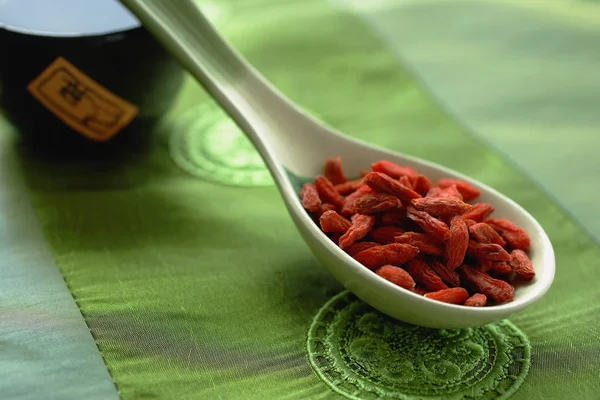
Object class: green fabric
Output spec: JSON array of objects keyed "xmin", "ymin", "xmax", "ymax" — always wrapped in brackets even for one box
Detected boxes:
[
  {"xmin": 342, "ymin": 0, "xmax": 600, "ymax": 242},
  {"xmin": 7, "ymin": 0, "xmax": 600, "ymax": 399},
  {"xmin": 0, "ymin": 121, "xmax": 119, "ymax": 400}
]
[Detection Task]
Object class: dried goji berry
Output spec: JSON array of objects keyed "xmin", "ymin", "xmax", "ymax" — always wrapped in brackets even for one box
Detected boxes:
[
  {"xmin": 394, "ymin": 232, "xmax": 443, "ymax": 256},
  {"xmin": 338, "ymin": 214, "xmax": 376, "ymax": 249},
  {"xmin": 436, "ymin": 179, "xmax": 481, "ymax": 202},
  {"xmin": 485, "ymin": 219, "xmax": 531, "ymax": 252},
  {"xmin": 445, "ymin": 216, "xmax": 469, "ymax": 269},
  {"xmin": 370, "ymin": 226, "xmax": 406, "ymax": 244},
  {"xmin": 413, "ymin": 286, "xmax": 429, "ymax": 296},
  {"xmin": 341, "ymin": 185, "xmax": 373, "ymax": 215},
  {"xmin": 464, "ymin": 293, "xmax": 487, "ymax": 307},
  {"xmin": 464, "ymin": 218, "xmax": 477, "ymax": 228},
  {"xmin": 319, "ymin": 210, "xmax": 352, "ymax": 233},
  {"xmin": 344, "ymin": 241, "xmax": 380, "ymax": 257},
  {"xmin": 469, "ymin": 222, "xmax": 507, "ymax": 247},
  {"xmin": 426, "ymin": 187, "xmax": 443, "ymax": 198},
  {"xmin": 406, "ymin": 206, "xmax": 450, "ymax": 242},
  {"xmin": 314, "ymin": 175, "xmax": 344, "ymax": 208},
  {"xmin": 437, "ymin": 184, "xmax": 463, "ymax": 200},
  {"xmin": 467, "ymin": 240, "xmax": 511, "ymax": 262},
  {"xmin": 334, "ymin": 178, "xmax": 365, "ymax": 195},
  {"xmin": 475, "ymin": 260, "xmax": 493, "ymax": 272},
  {"xmin": 424, "ymin": 287, "xmax": 469, "ymax": 305},
  {"xmin": 360, "ymin": 170, "xmax": 371, "ymax": 178},
  {"xmin": 413, "ymin": 175, "xmax": 432, "ymax": 197},
  {"xmin": 364, "ymin": 172, "xmax": 422, "ymax": 202},
  {"xmin": 379, "ymin": 210, "xmax": 407, "ymax": 226},
  {"xmin": 411, "ymin": 197, "xmax": 472, "ymax": 217},
  {"xmin": 353, "ymin": 243, "xmax": 420, "ymax": 270},
  {"xmin": 371, "ymin": 160, "xmax": 418, "ymax": 179},
  {"xmin": 376, "ymin": 265, "xmax": 416, "ymax": 290},
  {"xmin": 328, "ymin": 233, "xmax": 342, "ymax": 244},
  {"xmin": 489, "ymin": 261, "xmax": 512, "ymax": 276},
  {"xmin": 316, "ymin": 203, "xmax": 338, "ymax": 218},
  {"xmin": 509, "ymin": 249, "xmax": 535, "ymax": 280},
  {"xmin": 462, "ymin": 203, "xmax": 494, "ymax": 222},
  {"xmin": 427, "ymin": 258, "xmax": 460, "ymax": 287},
  {"xmin": 304, "ymin": 157, "xmax": 535, "ymax": 307},
  {"xmin": 399, "ymin": 175, "xmax": 413, "ymax": 189},
  {"xmin": 354, "ymin": 193, "xmax": 402, "ymax": 214},
  {"xmin": 300, "ymin": 183, "xmax": 321, "ymax": 213},
  {"xmin": 323, "ymin": 156, "xmax": 348, "ymax": 185},
  {"xmin": 460, "ymin": 265, "xmax": 514, "ymax": 303},
  {"xmin": 405, "ymin": 259, "xmax": 448, "ymax": 292}
]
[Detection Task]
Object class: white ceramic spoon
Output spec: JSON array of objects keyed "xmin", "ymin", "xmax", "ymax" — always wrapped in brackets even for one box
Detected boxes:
[{"xmin": 119, "ymin": 0, "xmax": 555, "ymax": 329}]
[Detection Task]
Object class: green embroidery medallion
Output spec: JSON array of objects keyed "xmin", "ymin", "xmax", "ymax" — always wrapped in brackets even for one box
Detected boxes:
[
  {"xmin": 307, "ymin": 291, "xmax": 531, "ymax": 399},
  {"xmin": 170, "ymin": 103, "xmax": 274, "ymax": 187}
]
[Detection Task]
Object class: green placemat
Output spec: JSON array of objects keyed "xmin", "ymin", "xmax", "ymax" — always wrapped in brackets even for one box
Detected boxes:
[{"xmin": 12, "ymin": 0, "xmax": 600, "ymax": 399}]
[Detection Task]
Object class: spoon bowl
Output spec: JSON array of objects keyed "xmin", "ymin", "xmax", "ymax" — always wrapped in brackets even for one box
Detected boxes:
[{"xmin": 119, "ymin": 0, "xmax": 555, "ymax": 328}]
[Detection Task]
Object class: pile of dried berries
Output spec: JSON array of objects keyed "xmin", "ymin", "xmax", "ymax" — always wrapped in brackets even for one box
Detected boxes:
[{"xmin": 300, "ymin": 157, "xmax": 534, "ymax": 307}]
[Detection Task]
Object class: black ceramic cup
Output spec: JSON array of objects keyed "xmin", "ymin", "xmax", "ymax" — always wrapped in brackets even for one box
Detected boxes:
[{"xmin": 0, "ymin": 0, "xmax": 185, "ymax": 153}]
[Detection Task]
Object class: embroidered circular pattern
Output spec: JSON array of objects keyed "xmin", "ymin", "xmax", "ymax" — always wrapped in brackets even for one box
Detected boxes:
[
  {"xmin": 169, "ymin": 102, "xmax": 274, "ymax": 187},
  {"xmin": 307, "ymin": 291, "xmax": 531, "ymax": 400}
]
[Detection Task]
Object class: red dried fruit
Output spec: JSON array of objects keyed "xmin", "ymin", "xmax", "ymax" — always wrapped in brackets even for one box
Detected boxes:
[
  {"xmin": 353, "ymin": 243, "xmax": 420, "ymax": 270},
  {"xmin": 314, "ymin": 175, "xmax": 344, "ymax": 208},
  {"xmin": 509, "ymin": 249, "xmax": 535, "ymax": 280},
  {"xmin": 370, "ymin": 226, "xmax": 406, "ymax": 244},
  {"xmin": 464, "ymin": 219, "xmax": 477, "ymax": 228},
  {"xmin": 316, "ymin": 203, "xmax": 338, "ymax": 218},
  {"xmin": 300, "ymin": 183, "xmax": 321, "ymax": 213},
  {"xmin": 437, "ymin": 184, "xmax": 463, "ymax": 200},
  {"xmin": 464, "ymin": 293, "xmax": 487, "ymax": 307},
  {"xmin": 303, "ymin": 157, "xmax": 535, "ymax": 307},
  {"xmin": 489, "ymin": 261, "xmax": 512, "ymax": 276},
  {"xmin": 364, "ymin": 172, "xmax": 422, "ymax": 202},
  {"xmin": 328, "ymin": 233, "xmax": 342, "ymax": 245},
  {"xmin": 354, "ymin": 193, "xmax": 402, "ymax": 214},
  {"xmin": 462, "ymin": 203, "xmax": 494, "ymax": 223},
  {"xmin": 380, "ymin": 210, "xmax": 407, "ymax": 226},
  {"xmin": 376, "ymin": 265, "xmax": 416, "ymax": 290},
  {"xmin": 360, "ymin": 170, "xmax": 371, "ymax": 178},
  {"xmin": 344, "ymin": 241, "xmax": 380, "ymax": 257},
  {"xmin": 406, "ymin": 206, "xmax": 450, "ymax": 242},
  {"xmin": 334, "ymin": 178, "xmax": 365, "ymax": 195},
  {"xmin": 469, "ymin": 223, "xmax": 507, "ymax": 247},
  {"xmin": 413, "ymin": 175, "xmax": 432, "ymax": 197},
  {"xmin": 460, "ymin": 266, "xmax": 514, "ymax": 303},
  {"xmin": 399, "ymin": 175, "xmax": 413, "ymax": 189},
  {"xmin": 371, "ymin": 160, "xmax": 418, "ymax": 179},
  {"xmin": 428, "ymin": 258, "xmax": 460, "ymax": 287},
  {"xmin": 437, "ymin": 179, "xmax": 481, "ymax": 202},
  {"xmin": 323, "ymin": 156, "xmax": 348, "ymax": 185},
  {"xmin": 426, "ymin": 187, "xmax": 443, "ymax": 198},
  {"xmin": 485, "ymin": 219, "xmax": 531, "ymax": 252},
  {"xmin": 405, "ymin": 259, "xmax": 448, "ymax": 292},
  {"xmin": 425, "ymin": 287, "xmax": 469, "ymax": 305},
  {"xmin": 319, "ymin": 210, "xmax": 352, "ymax": 233},
  {"xmin": 445, "ymin": 216, "xmax": 469, "ymax": 269},
  {"xmin": 413, "ymin": 286, "xmax": 428, "ymax": 296},
  {"xmin": 341, "ymin": 185, "xmax": 373, "ymax": 215},
  {"xmin": 467, "ymin": 240, "xmax": 511, "ymax": 262},
  {"xmin": 411, "ymin": 197, "xmax": 472, "ymax": 217},
  {"xmin": 476, "ymin": 260, "xmax": 493, "ymax": 272},
  {"xmin": 338, "ymin": 214, "xmax": 376, "ymax": 249},
  {"xmin": 394, "ymin": 232, "xmax": 443, "ymax": 256}
]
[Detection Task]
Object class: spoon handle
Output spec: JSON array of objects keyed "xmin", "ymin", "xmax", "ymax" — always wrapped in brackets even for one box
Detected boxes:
[{"xmin": 119, "ymin": 0, "xmax": 322, "ymax": 170}]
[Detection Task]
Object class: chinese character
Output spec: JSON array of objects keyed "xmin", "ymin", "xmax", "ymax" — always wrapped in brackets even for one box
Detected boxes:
[{"xmin": 59, "ymin": 77, "xmax": 87, "ymax": 106}]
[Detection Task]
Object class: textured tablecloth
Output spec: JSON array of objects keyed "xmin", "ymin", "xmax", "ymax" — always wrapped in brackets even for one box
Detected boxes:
[{"xmin": 1, "ymin": 0, "xmax": 599, "ymax": 399}]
